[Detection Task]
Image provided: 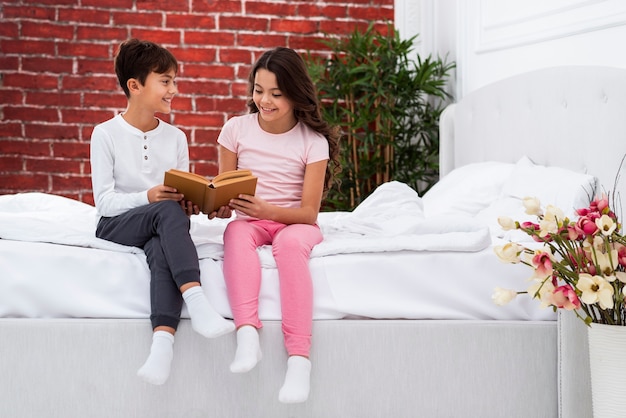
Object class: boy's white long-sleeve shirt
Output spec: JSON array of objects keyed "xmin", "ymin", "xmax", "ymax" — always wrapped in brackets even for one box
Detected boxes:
[{"xmin": 90, "ymin": 114, "xmax": 189, "ymax": 217}]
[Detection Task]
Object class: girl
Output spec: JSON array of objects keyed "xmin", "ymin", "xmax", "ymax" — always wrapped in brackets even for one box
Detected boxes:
[{"xmin": 216, "ymin": 47, "xmax": 340, "ymax": 403}]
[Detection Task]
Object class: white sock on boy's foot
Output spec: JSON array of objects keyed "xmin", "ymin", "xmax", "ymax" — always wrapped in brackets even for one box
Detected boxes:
[
  {"xmin": 137, "ymin": 330, "xmax": 174, "ymax": 385},
  {"xmin": 182, "ymin": 286, "xmax": 235, "ymax": 338},
  {"xmin": 230, "ymin": 325, "xmax": 262, "ymax": 373},
  {"xmin": 278, "ymin": 356, "xmax": 311, "ymax": 404}
]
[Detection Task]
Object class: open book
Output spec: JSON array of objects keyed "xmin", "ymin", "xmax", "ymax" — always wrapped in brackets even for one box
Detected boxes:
[{"xmin": 163, "ymin": 169, "xmax": 258, "ymax": 214}]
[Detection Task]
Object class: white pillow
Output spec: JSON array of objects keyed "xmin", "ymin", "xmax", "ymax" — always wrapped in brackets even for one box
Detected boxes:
[
  {"xmin": 500, "ymin": 156, "xmax": 597, "ymax": 216},
  {"xmin": 422, "ymin": 161, "xmax": 516, "ymax": 217}
]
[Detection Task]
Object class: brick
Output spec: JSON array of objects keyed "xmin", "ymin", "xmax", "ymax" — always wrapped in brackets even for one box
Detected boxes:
[
  {"xmin": 0, "ymin": 173, "xmax": 51, "ymax": 192},
  {"xmin": 220, "ymin": 48, "xmax": 254, "ymax": 64},
  {"xmin": 82, "ymin": 193, "xmax": 95, "ymax": 206},
  {"xmin": 167, "ymin": 14, "xmax": 216, "ymax": 30},
  {"xmin": 3, "ymin": 73, "xmax": 58, "ymax": 90},
  {"xmin": 170, "ymin": 46, "xmax": 217, "ymax": 63},
  {"xmin": 220, "ymin": 16, "xmax": 269, "ymax": 32},
  {"xmin": 180, "ymin": 79, "xmax": 231, "ymax": 96},
  {"xmin": 179, "ymin": 63, "xmax": 235, "ymax": 80},
  {"xmin": 53, "ymin": 142, "xmax": 90, "ymax": 159},
  {"xmin": 238, "ymin": 33, "xmax": 287, "ymax": 48},
  {"xmin": 189, "ymin": 144, "xmax": 218, "ymax": 161},
  {"xmin": 2, "ymin": 5, "xmax": 56, "ymax": 20},
  {"xmin": 0, "ymin": 89, "xmax": 24, "ymax": 106},
  {"xmin": 174, "ymin": 112, "xmax": 225, "ymax": 128},
  {"xmin": 130, "ymin": 29, "xmax": 182, "ymax": 45},
  {"xmin": 298, "ymin": 4, "xmax": 347, "ymax": 19},
  {"xmin": 78, "ymin": 59, "xmax": 116, "ymax": 75},
  {"xmin": 53, "ymin": 174, "xmax": 93, "ymax": 190},
  {"xmin": 26, "ymin": 124, "xmax": 81, "ymax": 140},
  {"xmin": 21, "ymin": 21, "xmax": 74, "ymax": 40},
  {"xmin": 62, "ymin": 75, "xmax": 119, "ymax": 92},
  {"xmin": 82, "ymin": 0, "xmax": 133, "ymax": 8},
  {"xmin": 185, "ymin": 31, "xmax": 235, "ymax": 47},
  {"xmin": 170, "ymin": 96, "xmax": 192, "ymax": 112},
  {"xmin": 192, "ymin": 0, "xmax": 242, "ymax": 14},
  {"xmin": 0, "ymin": 156, "xmax": 23, "ymax": 172},
  {"xmin": 23, "ymin": 57, "xmax": 74, "ymax": 74},
  {"xmin": 192, "ymin": 127, "xmax": 222, "ymax": 145},
  {"xmin": 270, "ymin": 19, "xmax": 318, "ymax": 34},
  {"xmin": 1, "ymin": 39, "xmax": 56, "ymax": 55},
  {"xmin": 77, "ymin": 26, "xmax": 127, "ymax": 41},
  {"xmin": 26, "ymin": 158, "xmax": 82, "ymax": 174},
  {"xmin": 0, "ymin": 122, "xmax": 23, "ymax": 138},
  {"xmin": 57, "ymin": 42, "xmax": 111, "ymax": 59},
  {"xmin": 350, "ymin": 6, "xmax": 394, "ymax": 21},
  {"xmin": 26, "ymin": 92, "xmax": 82, "ymax": 108},
  {"xmin": 137, "ymin": 0, "xmax": 188, "ymax": 12},
  {"xmin": 84, "ymin": 92, "xmax": 127, "ymax": 109},
  {"xmin": 0, "ymin": 56, "xmax": 19, "ymax": 70},
  {"xmin": 196, "ymin": 97, "xmax": 247, "ymax": 113},
  {"xmin": 191, "ymin": 162, "xmax": 219, "ymax": 178},
  {"xmin": 113, "ymin": 11, "xmax": 164, "ymax": 26},
  {"xmin": 59, "ymin": 9, "xmax": 110, "ymax": 25},
  {"xmin": 4, "ymin": 106, "xmax": 59, "ymax": 123},
  {"xmin": 319, "ymin": 20, "xmax": 370, "ymax": 35},
  {"xmin": 62, "ymin": 109, "xmax": 113, "ymax": 125},
  {"xmin": 0, "ymin": 21, "xmax": 19, "ymax": 38},
  {"xmin": 289, "ymin": 35, "xmax": 331, "ymax": 52},
  {"xmin": 0, "ymin": 140, "xmax": 50, "ymax": 156},
  {"xmin": 247, "ymin": 2, "xmax": 297, "ymax": 16}
]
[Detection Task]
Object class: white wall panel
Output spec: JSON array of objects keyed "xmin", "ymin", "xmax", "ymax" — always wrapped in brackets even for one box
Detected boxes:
[{"xmin": 457, "ymin": 0, "xmax": 626, "ymax": 98}]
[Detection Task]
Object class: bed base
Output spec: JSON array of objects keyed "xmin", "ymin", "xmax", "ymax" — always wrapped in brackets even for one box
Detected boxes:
[{"xmin": 0, "ymin": 318, "xmax": 556, "ymax": 418}]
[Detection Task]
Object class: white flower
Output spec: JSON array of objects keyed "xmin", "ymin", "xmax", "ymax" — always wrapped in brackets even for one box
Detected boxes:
[
  {"xmin": 492, "ymin": 287, "xmax": 518, "ymax": 306},
  {"xmin": 596, "ymin": 214, "xmax": 617, "ymax": 236},
  {"xmin": 523, "ymin": 197, "xmax": 542, "ymax": 216},
  {"xmin": 497, "ymin": 216, "xmax": 516, "ymax": 231},
  {"xmin": 576, "ymin": 273, "xmax": 615, "ymax": 310},
  {"xmin": 595, "ymin": 250, "xmax": 619, "ymax": 276},
  {"xmin": 616, "ymin": 271, "xmax": 626, "ymax": 283},
  {"xmin": 527, "ymin": 277, "xmax": 555, "ymax": 308},
  {"xmin": 494, "ymin": 242, "xmax": 523, "ymax": 263}
]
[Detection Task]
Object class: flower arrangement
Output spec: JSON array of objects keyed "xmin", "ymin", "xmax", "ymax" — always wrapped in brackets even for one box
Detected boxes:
[{"xmin": 492, "ymin": 193, "xmax": 626, "ymax": 326}]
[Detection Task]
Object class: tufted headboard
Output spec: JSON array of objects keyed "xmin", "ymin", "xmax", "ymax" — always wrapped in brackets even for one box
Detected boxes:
[
  {"xmin": 439, "ymin": 65, "xmax": 626, "ymax": 418},
  {"xmin": 439, "ymin": 66, "xmax": 626, "ymax": 201}
]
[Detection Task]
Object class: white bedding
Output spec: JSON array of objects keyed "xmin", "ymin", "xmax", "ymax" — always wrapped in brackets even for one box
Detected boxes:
[{"xmin": 0, "ymin": 179, "xmax": 556, "ymax": 322}]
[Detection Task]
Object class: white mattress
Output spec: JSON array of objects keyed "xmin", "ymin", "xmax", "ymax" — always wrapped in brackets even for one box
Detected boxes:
[{"xmin": 0, "ymin": 183, "xmax": 556, "ymax": 322}]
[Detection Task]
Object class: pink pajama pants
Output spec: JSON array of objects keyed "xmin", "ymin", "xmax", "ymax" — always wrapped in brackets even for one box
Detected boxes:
[{"xmin": 222, "ymin": 219, "xmax": 322, "ymax": 357}]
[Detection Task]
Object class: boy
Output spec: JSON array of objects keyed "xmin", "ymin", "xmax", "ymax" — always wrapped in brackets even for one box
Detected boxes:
[{"xmin": 90, "ymin": 39, "xmax": 234, "ymax": 385}]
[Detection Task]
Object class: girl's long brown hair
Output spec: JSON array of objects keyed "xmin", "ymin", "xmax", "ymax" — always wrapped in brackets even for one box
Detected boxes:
[{"xmin": 246, "ymin": 47, "xmax": 341, "ymax": 197}]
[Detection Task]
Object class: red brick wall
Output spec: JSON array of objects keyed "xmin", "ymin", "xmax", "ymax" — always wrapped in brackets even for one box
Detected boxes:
[{"xmin": 0, "ymin": 0, "xmax": 394, "ymax": 204}]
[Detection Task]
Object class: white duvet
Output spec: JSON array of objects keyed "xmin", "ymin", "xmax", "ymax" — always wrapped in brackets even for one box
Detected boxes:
[{"xmin": 0, "ymin": 181, "xmax": 491, "ymax": 263}]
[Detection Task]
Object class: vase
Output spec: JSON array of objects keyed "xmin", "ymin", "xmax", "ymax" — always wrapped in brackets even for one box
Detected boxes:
[{"xmin": 587, "ymin": 323, "xmax": 626, "ymax": 418}]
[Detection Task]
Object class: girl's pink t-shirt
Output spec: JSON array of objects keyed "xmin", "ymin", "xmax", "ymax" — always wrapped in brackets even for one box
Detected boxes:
[{"xmin": 217, "ymin": 113, "xmax": 329, "ymax": 212}]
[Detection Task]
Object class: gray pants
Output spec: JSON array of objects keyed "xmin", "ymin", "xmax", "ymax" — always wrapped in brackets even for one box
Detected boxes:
[{"xmin": 96, "ymin": 200, "xmax": 200, "ymax": 330}]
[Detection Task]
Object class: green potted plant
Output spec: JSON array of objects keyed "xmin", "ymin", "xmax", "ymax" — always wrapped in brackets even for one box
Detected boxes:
[{"xmin": 306, "ymin": 23, "xmax": 455, "ymax": 211}]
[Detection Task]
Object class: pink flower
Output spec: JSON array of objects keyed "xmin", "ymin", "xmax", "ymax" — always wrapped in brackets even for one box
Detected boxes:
[
  {"xmin": 616, "ymin": 243, "xmax": 626, "ymax": 268},
  {"xmin": 577, "ymin": 216, "xmax": 599, "ymax": 235},
  {"xmin": 552, "ymin": 285, "xmax": 581, "ymax": 310},
  {"xmin": 591, "ymin": 194, "xmax": 610, "ymax": 214},
  {"xmin": 532, "ymin": 251, "xmax": 553, "ymax": 278}
]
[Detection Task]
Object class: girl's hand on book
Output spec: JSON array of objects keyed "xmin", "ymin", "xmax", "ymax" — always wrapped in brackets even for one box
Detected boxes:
[{"xmin": 229, "ymin": 195, "xmax": 268, "ymax": 219}]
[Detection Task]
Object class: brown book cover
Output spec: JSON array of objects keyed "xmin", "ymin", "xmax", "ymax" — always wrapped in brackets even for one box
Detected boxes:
[{"xmin": 163, "ymin": 169, "xmax": 258, "ymax": 214}]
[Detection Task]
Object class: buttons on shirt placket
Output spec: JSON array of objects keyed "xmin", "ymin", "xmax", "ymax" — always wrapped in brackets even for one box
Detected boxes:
[{"xmin": 141, "ymin": 134, "xmax": 150, "ymax": 172}]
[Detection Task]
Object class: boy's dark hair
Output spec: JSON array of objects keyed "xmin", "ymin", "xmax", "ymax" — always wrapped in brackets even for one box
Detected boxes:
[
  {"xmin": 246, "ymin": 47, "xmax": 341, "ymax": 196},
  {"xmin": 114, "ymin": 39, "xmax": 178, "ymax": 98}
]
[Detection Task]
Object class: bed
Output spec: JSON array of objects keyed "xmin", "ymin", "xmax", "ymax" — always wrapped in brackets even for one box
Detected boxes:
[{"xmin": 1, "ymin": 65, "xmax": 624, "ymax": 417}]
